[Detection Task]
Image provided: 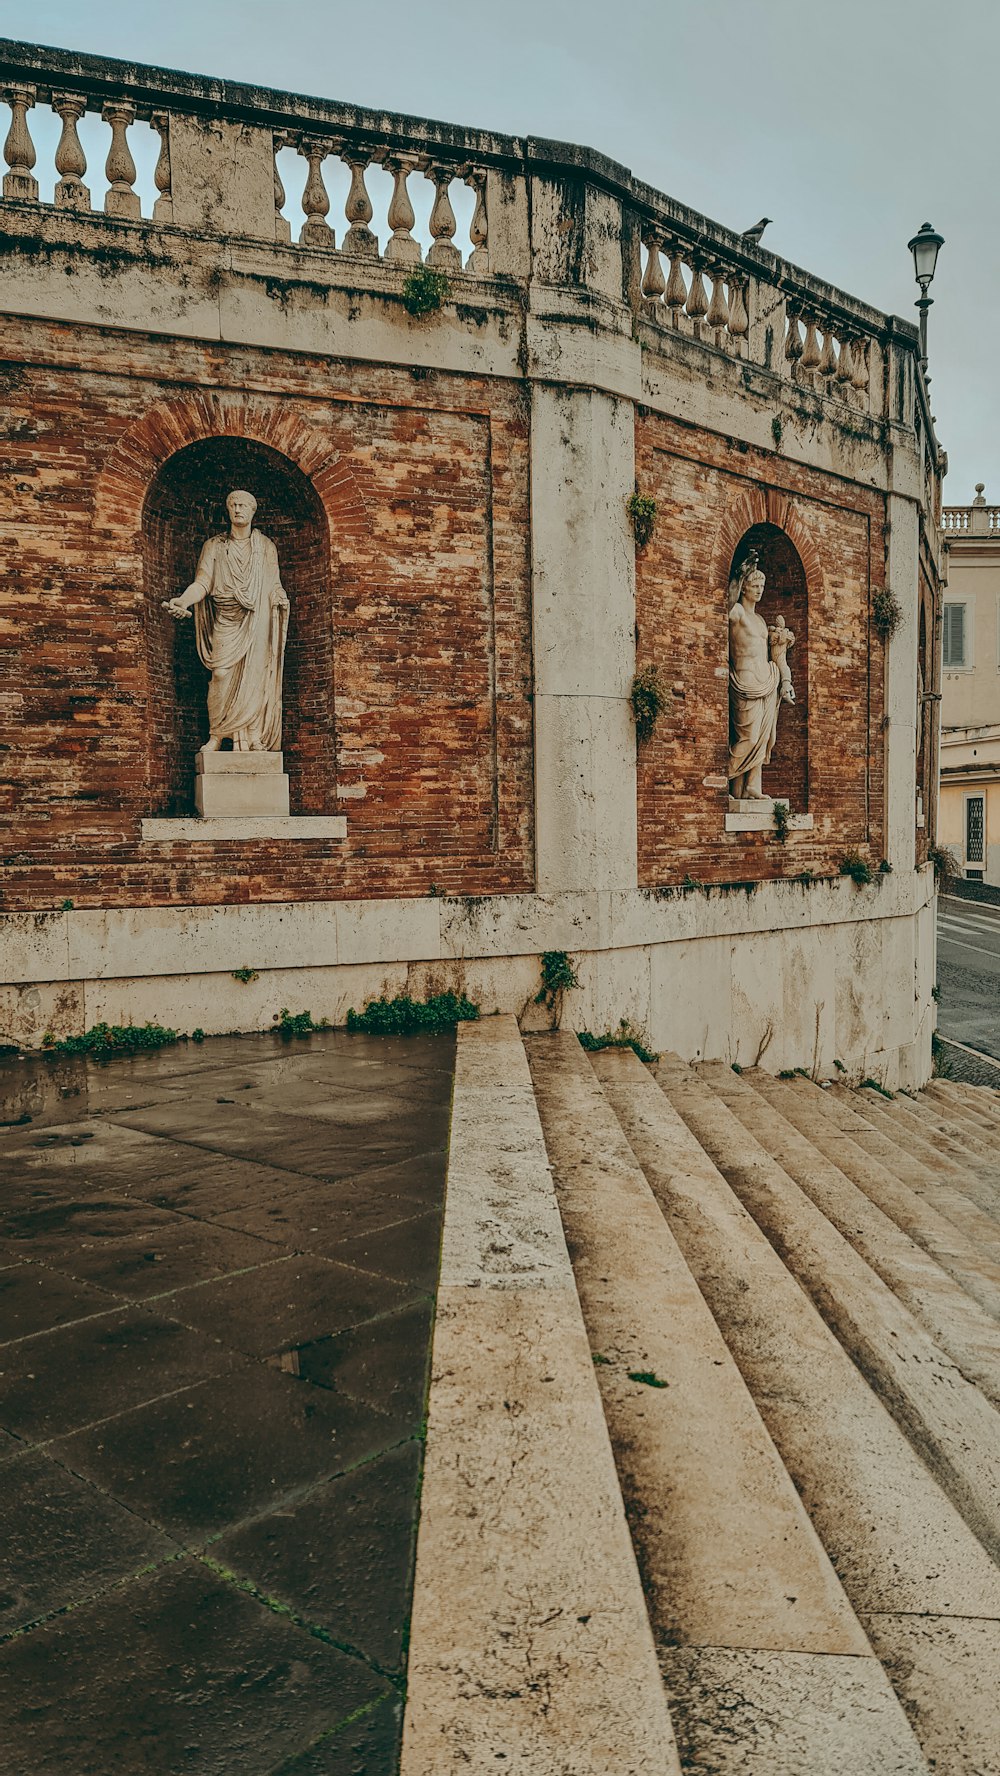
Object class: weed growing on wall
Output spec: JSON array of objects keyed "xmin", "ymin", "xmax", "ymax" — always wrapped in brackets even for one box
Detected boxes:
[
  {"xmin": 839, "ymin": 851, "xmax": 873, "ymax": 887},
  {"xmin": 273, "ymin": 1008, "xmax": 330, "ymax": 1041},
  {"xmin": 40, "ymin": 1021, "xmax": 180, "ymax": 1058},
  {"xmin": 535, "ymin": 951, "xmax": 580, "ymax": 1028},
  {"xmin": 232, "ymin": 966, "xmax": 259, "ymax": 984},
  {"xmin": 630, "ymin": 667, "xmax": 667, "ymax": 743},
  {"xmin": 927, "ymin": 843, "xmax": 959, "ymax": 891},
  {"xmin": 871, "ymin": 588, "xmax": 903, "ymax": 639},
  {"xmin": 626, "ymin": 490, "xmax": 658, "ymax": 548},
  {"xmin": 347, "ymin": 992, "xmax": 479, "ymax": 1035},
  {"xmin": 401, "ymin": 266, "xmax": 451, "ymax": 317},
  {"xmin": 772, "ymin": 800, "xmax": 791, "ymax": 843},
  {"xmin": 578, "ymin": 1020, "xmax": 657, "ymax": 1064}
]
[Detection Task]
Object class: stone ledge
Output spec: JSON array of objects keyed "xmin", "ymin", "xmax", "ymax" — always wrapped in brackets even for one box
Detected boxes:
[
  {"xmin": 726, "ymin": 811, "xmax": 814, "ymax": 833},
  {"xmin": 140, "ymin": 816, "xmax": 347, "ymax": 842}
]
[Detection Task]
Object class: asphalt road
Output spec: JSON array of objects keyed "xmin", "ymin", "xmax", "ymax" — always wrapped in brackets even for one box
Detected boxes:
[{"xmin": 937, "ymin": 894, "xmax": 1000, "ymax": 1066}]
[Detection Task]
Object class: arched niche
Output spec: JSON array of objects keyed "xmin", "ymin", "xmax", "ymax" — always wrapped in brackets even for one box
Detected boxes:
[
  {"xmin": 142, "ymin": 438, "xmax": 334, "ymax": 815},
  {"xmin": 729, "ymin": 522, "xmax": 809, "ymax": 811}
]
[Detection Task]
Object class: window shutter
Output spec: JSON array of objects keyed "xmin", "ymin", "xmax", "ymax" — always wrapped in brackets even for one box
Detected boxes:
[{"xmin": 944, "ymin": 604, "xmax": 966, "ymax": 667}]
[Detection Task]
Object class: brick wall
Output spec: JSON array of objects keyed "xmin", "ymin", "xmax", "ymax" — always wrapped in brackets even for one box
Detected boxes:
[
  {"xmin": 635, "ymin": 414, "xmax": 886, "ymax": 885},
  {"xmin": 0, "ymin": 318, "xmax": 534, "ymax": 911}
]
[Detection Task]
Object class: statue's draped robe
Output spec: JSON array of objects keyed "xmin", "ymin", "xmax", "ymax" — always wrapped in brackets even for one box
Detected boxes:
[
  {"xmin": 728, "ymin": 649, "xmax": 781, "ymax": 788},
  {"xmin": 192, "ymin": 531, "xmax": 287, "ymax": 750}
]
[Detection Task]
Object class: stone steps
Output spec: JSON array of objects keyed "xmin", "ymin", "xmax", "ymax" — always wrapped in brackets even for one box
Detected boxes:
[{"xmin": 404, "ymin": 1022, "xmax": 1000, "ymax": 1774}]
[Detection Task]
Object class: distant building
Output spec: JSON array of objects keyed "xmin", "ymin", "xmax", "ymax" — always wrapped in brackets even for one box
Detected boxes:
[{"xmin": 940, "ymin": 486, "xmax": 1000, "ymax": 882}]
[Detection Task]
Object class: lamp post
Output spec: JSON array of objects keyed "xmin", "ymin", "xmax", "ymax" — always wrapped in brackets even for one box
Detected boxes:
[{"xmin": 907, "ymin": 222, "xmax": 944, "ymax": 376}]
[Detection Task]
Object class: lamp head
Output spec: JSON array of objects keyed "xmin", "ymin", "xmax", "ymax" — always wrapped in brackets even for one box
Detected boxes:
[{"xmin": 907, "ymin": 222, "xmax": 944, "ymax": 293}]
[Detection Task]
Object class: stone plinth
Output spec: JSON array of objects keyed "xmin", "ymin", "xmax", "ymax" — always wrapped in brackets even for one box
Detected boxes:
[{"xmin": 195, "ymin": 750, "xmax": 289, "ymax": 818}]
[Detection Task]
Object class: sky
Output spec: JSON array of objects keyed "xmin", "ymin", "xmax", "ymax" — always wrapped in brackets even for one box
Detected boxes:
[{"xmin": 12, "ymin": 0, "xmax": 997, "ymax": 505}]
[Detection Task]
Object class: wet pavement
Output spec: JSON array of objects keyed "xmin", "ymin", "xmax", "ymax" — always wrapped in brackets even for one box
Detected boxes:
[{"xmin": 0, "ymin": 1030, "xmax": 454, "ymax": 1776}]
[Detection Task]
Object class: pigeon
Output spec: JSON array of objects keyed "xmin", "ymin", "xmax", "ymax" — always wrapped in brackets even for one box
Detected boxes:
[{"xmin": 740, "ymin": 217, "xmax": 772, "ymax": 245}]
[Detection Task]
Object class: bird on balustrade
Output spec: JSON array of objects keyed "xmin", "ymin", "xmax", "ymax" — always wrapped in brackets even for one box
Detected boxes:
[{"xmin": 740, "ymin": 217, "xmax": 772, "ymax": 245}]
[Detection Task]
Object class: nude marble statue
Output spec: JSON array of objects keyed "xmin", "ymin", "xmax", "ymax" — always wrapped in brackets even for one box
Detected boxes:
[
  {"xmin": 727, "ymin": 553, "xmax": 795, "ymax": 802},
  {"xmin": 163, "ymin": 490, "xmax": 289, "ymax": 752}
]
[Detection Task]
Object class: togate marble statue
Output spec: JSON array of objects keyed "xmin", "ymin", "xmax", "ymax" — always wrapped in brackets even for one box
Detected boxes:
[
  {"xmin": 727, "ymin": 553, "xmax": 795, "ymax": 802},
  {"xmin": 163, "ymin": 489, "xmax": 289, "ymax": 752}
]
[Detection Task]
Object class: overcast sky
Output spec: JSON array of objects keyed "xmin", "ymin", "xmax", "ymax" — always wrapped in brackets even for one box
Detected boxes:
[{"xmin": 18, "ymin": 0, "xmax": 997, "ymax": 504}]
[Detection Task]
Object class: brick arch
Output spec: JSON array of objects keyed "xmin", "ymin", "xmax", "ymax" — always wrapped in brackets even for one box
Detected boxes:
[
  {"xmin": 94, "ymin": 392, "xmax": 370, "ymax": 543},
  {"xmin": 710, "ymin": 485, "xmax": 822, "ymax": 598}
]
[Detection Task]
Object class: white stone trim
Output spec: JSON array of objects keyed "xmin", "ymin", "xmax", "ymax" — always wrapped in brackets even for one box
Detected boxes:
[
  {"xmin": 725, "ymin": 811, "xmax": 814, "ymax": 833},
  {"xmin": 140, "ymin": 816, "xmax": 347, "ymax": 842}
]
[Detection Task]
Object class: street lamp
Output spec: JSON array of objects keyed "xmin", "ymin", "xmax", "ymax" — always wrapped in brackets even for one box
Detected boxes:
[{"xmin": 907, "ymin": 222, "xmax": 944, "ymax": 374}]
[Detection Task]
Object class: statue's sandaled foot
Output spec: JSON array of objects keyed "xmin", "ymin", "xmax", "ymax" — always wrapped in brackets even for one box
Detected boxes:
[{"xmin": 202, "ymin": 736, "xmax": 222, "ymax": 753}]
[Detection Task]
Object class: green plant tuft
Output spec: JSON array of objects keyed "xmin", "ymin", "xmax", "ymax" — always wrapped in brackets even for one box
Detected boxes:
[
  {"xmin": 872, "ymin": 588, "xmax": 903, "ymax": 640},
  {"xmin": 862, "ymin": 1076, "xmax": 895, "ymax": 1099},
  {"xmin": 839, "ymin": 851, "xmax": 873, "ymax": 887},
  {"xmin": 578, "ymin": 1020, "xmax": 657, "ymax": 1064},
  {"xmin": 630, "ymin": 665, "xmax": 667, "ymax": 743},
  {"xmin": 626, "ymin": 489, "xmax": 658, "ymax": 548},
  {"xmin": 273, "ymin": 1008, "xmax": 330, "ymax": 1041},
  {"xmin": 61, "ymin": 898, "xmax": 74, "ymax": 910},
  {"xmin": 834, "ymin": 1058, "xmax": 847, "ymax": 1073},
  {"xmin": 231, "ymin": 966, "xmax": 259, "ymax": 984},
  {"xmin": 592, "ymin": 1352, "xmax": 611, "ymax": 1366},
  {"xmin": 771, "ymin": 414, "xmax": 783, "ymax": 448},
  {"xmin": 879, "ymin": 859, "xmax": 893, "ymax": 874},
  {"xmin": 346, "ymin": 992, "xmax": 479, "ymax": 1036},
  {"xmin": 191, "ymin": 1028, "xmax": 205, "ymax": 1043},
  {"xmin": 778, "ymin": 1069, "xmax": 798, "ymax": 1079},
  {"xmin": 401, "ymin": 266, "xmax": 451, "ymax": 317},
  {"xmin": 40, "ymin": 1021, "xmax": 180, "ymax": 1058},
  {"xmin": 535, "ymin": 951, "xmax": 581, "ymax": 1027},
  {"xmin": 772, "ymin": 800, "xmax": 790, "ymax": 843},
  {"xmin": 931, "ymin": 1031, "xmax": 953, "ymax": 1079},
  {"xmin": 628, "ymin": 1370, "xmax": 668, "ymax": 1388},
  {"xmin": 927, "ymin": 843, "xmax": 959, "ymax": 891}
]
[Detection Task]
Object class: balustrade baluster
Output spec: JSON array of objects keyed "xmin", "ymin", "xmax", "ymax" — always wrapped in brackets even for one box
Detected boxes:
[
  {"xmin": 784, "ymin": 310, "xmax": 804, "ymax": 362},
  {"xmin": 342, "ymin": 154, "xmax": 378, "ymax": 257},
  {"xmin": 818, "ymin": 328, "xmax": 836, "ymax": 377},
  {"xmin": 852, "ymin": 338, "xmax": 869, "ymax": 391},
  {"xmin": 53, "ymin": 93, "xmax": 89, "ymax": 209},
  {"xmin": 383, "ymin": 156, "xmax": 421, "ymax": 263},
  {"xmin": 706, "ymin": 269, "xmax": 729, "ymax": 331},
  {"xmin": 664, "ymin": 249, "xmax": 687, "ymax": 320},
  {"xmin": 727, "ymin": 278, "xmax": 749, "ymax": 339},
  {"xmin": 684, "ymin": 262, "xmax": 709, "ymax": 320},
  {"xmin": 835, "ymin": 333, "xmax": 854, "ymax": 384},
  {"xmin": 3, "ymin": 85, "xmax": 38, "ymax": 201},
  {"xmin": 103, "ymin": 102, "xmax": 140, "ymax": 218},
  {"xmin": 801, "ymin": 316, "xmax": 821, "ymax": 371},
  {"xmin": 151, "ymin": 113, "xmax": 172, "ymax": 223},
  {"xmin": 465, "ymin": 171, "xmax": 489, "ymax": 272},
  {"xmin": 641, "ymin": 238, "xmax": 666, "ymax": 302},
  {"xmin": 272, "ymin": 137, "xmax": 291, "ymax": 243},
  {"xmin": 426, "ymin": 167, "xmax": 462, "ymax": 268},
  {"xmin": 299, "ymin": 139, "xmax": 334, "ymax": 247}
]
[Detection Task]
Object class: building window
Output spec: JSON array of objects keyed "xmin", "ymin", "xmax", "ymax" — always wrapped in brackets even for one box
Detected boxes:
[
  {"xmin": 943, "ymin": 602, "xmax": 968, "ymax": 668},
  {"xmin": 965, "ymin": 793, "xmax": 985, "ymax": 874}
]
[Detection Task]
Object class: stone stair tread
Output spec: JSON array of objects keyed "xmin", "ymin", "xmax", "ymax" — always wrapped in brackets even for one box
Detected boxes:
[
  {"xmin": 720, "ymin": 1067, "xmax": 1000, "ymax": 1406},
  {"xmin": 795, "ymin": 1077, "xmax": 1000, "ymax": 1248},
  {"xmin": 749, "ymin": 1071, "xmax": 1000, "ymax": 1319},
  {"xmin": 602, "ymin": 1048, "xmax": 1000, "ymax": 1774},
  {"xmin": 859, "ymin": 1086, "xmax": 1000, "ymax": 1182},
  {"xmin": 685, "ymin": 1060, "xmax": 1000, "ymax": 1566}
]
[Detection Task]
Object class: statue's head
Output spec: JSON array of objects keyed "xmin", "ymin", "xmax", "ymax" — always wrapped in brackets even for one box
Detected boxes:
[
  {"xmin": 735, "ymin": 551, "xmax": 765, "ymax": 604},
  {"xmin": 226, "ymin": 489, "xmax": 258, "ymax": 526}
]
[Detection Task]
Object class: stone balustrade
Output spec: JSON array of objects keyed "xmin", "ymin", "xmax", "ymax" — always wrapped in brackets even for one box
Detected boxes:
[
  {"xmin": 942, "ymin": 501, "xmax": 1000, "ymax": 536},
  {"xmin": 0, "ymin": 36, "xmax": 924, "ymax": 433}
]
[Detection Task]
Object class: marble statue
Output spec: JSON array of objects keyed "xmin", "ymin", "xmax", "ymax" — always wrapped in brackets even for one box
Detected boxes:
[
  {"xmin": 727, "ymin": 552, "xmax": 795, "ymax": 802},
  {"xmin": 163, "ymin": 490, "xmax": 289, "ymax": 751}
]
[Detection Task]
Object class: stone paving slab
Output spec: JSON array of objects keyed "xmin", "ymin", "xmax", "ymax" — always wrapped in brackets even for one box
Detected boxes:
[{"xmin": 0, "ymin": 1030, "xmax": 453, "ymax": 1776}]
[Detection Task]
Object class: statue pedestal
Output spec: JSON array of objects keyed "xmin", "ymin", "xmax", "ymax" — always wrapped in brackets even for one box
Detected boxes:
[{"xmin": 195, "ymin": 750, "xmax": 290, "ymax": 818}]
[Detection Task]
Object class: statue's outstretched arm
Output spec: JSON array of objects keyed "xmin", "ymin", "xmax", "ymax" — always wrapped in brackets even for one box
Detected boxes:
[{"xmin": 163, "ymin": 541, "xmax": 214, "ymax": 620}]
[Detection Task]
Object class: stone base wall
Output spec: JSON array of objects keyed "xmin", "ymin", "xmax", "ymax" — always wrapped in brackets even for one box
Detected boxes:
[{"xmin": 0, "ymin": 871, "xmax": 937, "ymax": 1089}]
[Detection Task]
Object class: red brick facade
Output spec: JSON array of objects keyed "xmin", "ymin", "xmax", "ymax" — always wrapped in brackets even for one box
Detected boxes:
[
  {"xmin": 634, "ymin": 413, "xmax": 887, "ymax": 886},
  {"xmin": 1, "ymin": 320, "xmax": 895, "ymax": 913},
  {"xmin": 1, "ymin": 318, "xmax": 534, "ymax": 910}
]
